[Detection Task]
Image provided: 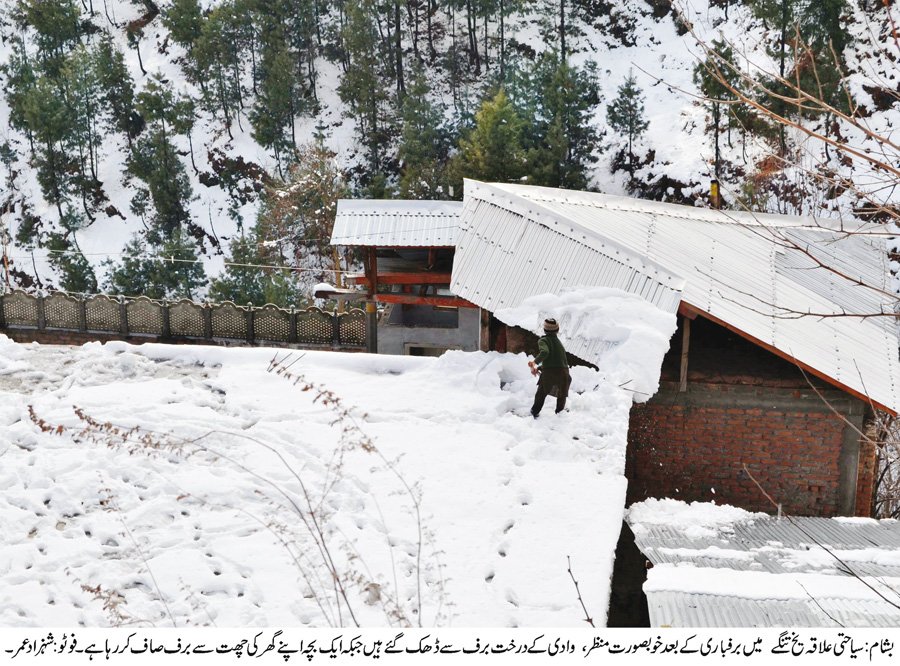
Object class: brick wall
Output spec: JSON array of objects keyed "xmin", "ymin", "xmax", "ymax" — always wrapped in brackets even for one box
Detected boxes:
[
  {"xmin": 855, "ymin": 422, "xmax": 880, "ymax": 517},
  {"xmin": 626, "ymin": 316, "xmax": 872, "ymax": 517}
]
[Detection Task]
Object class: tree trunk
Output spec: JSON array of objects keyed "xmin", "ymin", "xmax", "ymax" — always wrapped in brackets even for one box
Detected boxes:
[
  {"xmin": 713, "ymin": 102, "xmax": 720, "ymax": 177},
  {"xmin": 395, "ymin": 0, "xmax": 405, "ymax": 97},
  {"xmin": 427, "ymin": 0, "xmax": 435, "ymax": 62},
  {"xmin": 484, "ymin": 12, "xmax": 489, "ymax": 70},
  {"xmin": 134, "ymin": 38, "xmax": 147, "ymax": 75},
  {"xmin": 466, "ymin": 0, "xmax": 480, "ymax": 73},
  {"xmin": 559, "ymin": 0, "xmax": 566, "ymax": 63},
  {"xmin": 499, "ymin": 0, "xmax": 505, "ymax": 78},
  {"xmin": 778, "ymin": 0, "xmax": 787, "ymax": 155}
]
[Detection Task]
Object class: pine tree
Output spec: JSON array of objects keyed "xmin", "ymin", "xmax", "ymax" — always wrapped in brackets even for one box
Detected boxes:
[
  {"xmin": 106, "ymin": 230, "xmax": 207, "ymax": 299},
  {"xmin": 193, "ymin": 3, "xmax": 246, "ymax": 138},
  {"xmin": 23, "ymin": 76, "xmax": 76, "ymax": 218},
  {"xmin": 745, "ymin": 0, "xmax": 850, "ymax": 153},
  {"xmin": 14, "ymin": 0, "xmax": 82, "ymax": 77},
  {"xmin": 515, "ymin": 53, "xmax": 600, "ymax": 189},
  {"xmin": 450, "ymin": 89, "xmax": 528, "ymax": 189},
  {"xmin": 2, "ymin": 33, "xmax": 39, "ymax": 155},
  {"xmin": 94, "ymin": 36, "xmax": 141, "ymax": 143},
  {"xmin": 694, "ymin": 39, "xmax": 740, "ymax": 177},
  {"xmin": 397, "ymin": 65, "xmax": 450, "ymax": 198},
  {"xmin": 338, "ymin": 0, "xmax": 395, "ymax": 184},
  {"xmin": 272, "ymin": 0, "xmax": 319, "ymax": 105},
  {"xmin": 163, "ymin": 0, "xmax": 203, "ymax": 51},
  {"xmin": 606, "ymin": 70, "xmax": 649, "ymax": 174},
  {"xmin": 61, "ymin": 45, "xmax": 106, "ymax": 212},
  {"xmin": 251, "ymin": 25, "xmax": 299, "ymax": 171},
  {"xmin": 208, "ymin": 231, "xmax": 305, "ymax": 307},
  {"xmin": 45, "ymin": 229, "xmax": 97, "ymax": 293},
  {"xmin": 128, "ymin": 77, "xmax": 195, "ymax": 236}
]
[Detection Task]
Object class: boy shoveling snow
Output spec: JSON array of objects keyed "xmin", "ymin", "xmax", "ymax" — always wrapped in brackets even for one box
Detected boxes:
[{"xmin": 528, "ymin": 318, "xmax": 571, "ymax": 418}]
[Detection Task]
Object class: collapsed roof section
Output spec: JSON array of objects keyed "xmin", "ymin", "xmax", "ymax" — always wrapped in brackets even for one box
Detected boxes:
[{"xmin": 451, "ymin": 180, "xmax": 899, "ymax": 414}]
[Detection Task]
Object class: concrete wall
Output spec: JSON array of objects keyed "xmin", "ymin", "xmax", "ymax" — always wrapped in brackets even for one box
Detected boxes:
[
  {"xmin": 626, "ymin": 316, "xmax": 873, "ymax": 517},
  {"xmin": 378, "ymin": 306, "xmax": 481, "ymax": 355}
]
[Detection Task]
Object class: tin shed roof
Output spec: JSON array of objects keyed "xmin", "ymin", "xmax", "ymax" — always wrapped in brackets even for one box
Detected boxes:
[
  {"xmin": 628, "ymin": 502, "xmax": 900, "ymax": 627},
  {"xmin": 450, "ymin": 181, "xmax": 899, "ymax": 413},
  {"xmin": 331, "ymin": 199, "xmax": 462, "ymax": 247}
]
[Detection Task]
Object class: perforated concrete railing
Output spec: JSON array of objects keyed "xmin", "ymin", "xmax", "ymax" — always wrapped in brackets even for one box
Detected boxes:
[{"xmin": 0, "ymin": 290, "xmax": 366, "ymax": 349}]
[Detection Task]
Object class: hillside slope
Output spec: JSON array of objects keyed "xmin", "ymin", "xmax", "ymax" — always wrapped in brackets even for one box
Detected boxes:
[{"xmin": 1, "ymin": 0, "xmax": 897, "ymax": 295}]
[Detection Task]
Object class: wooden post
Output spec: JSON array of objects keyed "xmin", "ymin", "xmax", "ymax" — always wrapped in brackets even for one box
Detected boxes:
[
  {"xmin": 679, "ymin": 317, "xmax": 691, "ymax": 392},
  {"xmin": 289, "ymin": 307, "xmax": 298, "ymax": 344},
  {"xmin": 202, "ymin": 304, "xmax": 213, "ymax": 340},
  {"xmin": 365, "ymin": 301, "xmax": 378, "ymax": 354},
  {"xmin": 332, "ymin": 311, "xmax": 341, "ymax": 348},
  {"xmin": 367, "ymin": 248, "xmax": 378, "ymax": 297},
  {"xmin": 78, "ymin": 295, "xmax": 87, "ymax": 332},
  {"xmin": 118, "ymin": 296, "xmax": 128, "ymax": 336},
  {"xmin": 0, "ymin": 291, "xmax": 5, "ymax": 329},
  {"xmin": 37, "ymin": 292, "xmax": 46, "ymax": 330},
  {"xmin": 161, "ymin": 300, "xmax": 171, "ymax": 338},
  {"xmin": 246, "ymin": 303, "xmax": 255, "ymax": 344}
]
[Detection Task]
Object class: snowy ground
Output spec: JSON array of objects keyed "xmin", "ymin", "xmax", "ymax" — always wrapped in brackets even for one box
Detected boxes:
[{"xmin": 0, "ymin": 335, "xmax": 641, "ymax": 628}]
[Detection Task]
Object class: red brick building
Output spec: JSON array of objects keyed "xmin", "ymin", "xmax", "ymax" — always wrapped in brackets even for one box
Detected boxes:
[
  {"xmin": 448, "ymin": 181, "xmax": 897, "ymax": 518},
  {"xmin": 627, "ymin": 313, "xmax": 876, "ymax": 516}
]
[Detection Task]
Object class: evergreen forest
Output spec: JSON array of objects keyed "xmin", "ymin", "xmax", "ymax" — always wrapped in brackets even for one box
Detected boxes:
[{"xmin": 0, "ymin": 0, "xmax": 895, "ymax": 304}]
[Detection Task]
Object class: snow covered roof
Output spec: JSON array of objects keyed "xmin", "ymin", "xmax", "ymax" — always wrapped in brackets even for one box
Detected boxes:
[
  {"xmin": 628, "ymin": 499, "xmax": 900, "ymax": 628},
  {"xmin": 451, "ymin": 180, "xmax": 900, "ymax": 413},
  {"xmin": 0, "ymin": 335, "xmax": 636, "ymax": 626},
  {"xmin": 331, "ymin": 199, "xmax": 462, "ymax": 247}
]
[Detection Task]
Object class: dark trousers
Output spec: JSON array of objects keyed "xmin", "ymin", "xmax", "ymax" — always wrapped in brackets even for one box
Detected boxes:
[{"xmin": 531, "ymin": 366, "xmax": 571, "ymax": 416}]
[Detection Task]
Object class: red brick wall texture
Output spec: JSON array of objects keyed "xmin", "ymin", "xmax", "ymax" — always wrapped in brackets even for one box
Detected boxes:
[
  {"xmin": 625, "ymin": 316, "xmax": 874, "ymax": 518},
  {"xmin": 627, "ymin": 392, "xmax": 852, "ymax": 516}
]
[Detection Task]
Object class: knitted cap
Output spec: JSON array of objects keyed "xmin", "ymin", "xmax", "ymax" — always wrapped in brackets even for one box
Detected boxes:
[{"xmin": 543, "ymin": 318, "xmax": 559, "ymax": 332}]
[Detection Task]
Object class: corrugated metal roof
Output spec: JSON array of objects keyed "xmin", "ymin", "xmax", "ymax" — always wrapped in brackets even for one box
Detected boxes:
[
  {"xmin": 451, "ymin": 181, "xmax": 899, "ymax": 413},
  {"xmin": 331, "ymin": 199, "xmax": 462, "ymax": 247},
  {"xmin": 630, "ymin": 512, "xmax": 900, "ymax": 627},
  {"xmin": 646, "ymin": 590, "xmax": 900, "ymax": 628},
  {"xmin": 632, "ymin": 516, "xmax": 900, "ymax": 575}
]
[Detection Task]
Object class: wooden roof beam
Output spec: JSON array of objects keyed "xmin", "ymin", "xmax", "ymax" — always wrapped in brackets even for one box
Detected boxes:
[
  {"xmin": 374, "ymin": 293, "xmax": 477, "ymax": 308},
  {"xmin": 346, "ymin": 272, "xmax": 452, "ymax": 286}
]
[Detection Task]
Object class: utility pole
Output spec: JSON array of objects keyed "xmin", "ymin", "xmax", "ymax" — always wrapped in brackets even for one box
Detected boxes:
[{"xmin": 0, "ymin": 215, "xmax": 11, "ymax": 293}]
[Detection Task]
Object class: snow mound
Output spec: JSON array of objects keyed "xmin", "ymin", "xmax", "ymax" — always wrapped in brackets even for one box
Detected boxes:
[
  {"xmin": 493, "ymin": 286, "xmax": 677, "ymax": 401},
  {"xmin": 628, "ymin": 498, "xmax": 766, "ymax": 539}
]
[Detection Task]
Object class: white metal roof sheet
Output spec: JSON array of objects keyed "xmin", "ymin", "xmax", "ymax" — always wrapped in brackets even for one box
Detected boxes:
[
  {"xmin": 645, "ymin": 590, "xmax": 900, "ymax": 627},
  {"xmin": 631, "ymin": 513, "xmax": 900, "ymax": 627},
  {"xmin": 331, "ymin": 199, "xmax": 462, "ymax": 247},
  {"xmin": 452, "ymin": 181, "xmax": 900, "ymax": 413}
]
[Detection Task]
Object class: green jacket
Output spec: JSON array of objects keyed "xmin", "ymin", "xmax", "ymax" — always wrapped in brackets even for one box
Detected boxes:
[{"xmin": 535, "ymin": 332, "xmax": 568, "ymax": 369}]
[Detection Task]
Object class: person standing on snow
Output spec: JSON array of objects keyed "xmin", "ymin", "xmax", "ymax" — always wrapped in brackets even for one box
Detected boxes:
[{"xmin": 528, "ymin": 318, "xmax": 571, "ymax": 417}]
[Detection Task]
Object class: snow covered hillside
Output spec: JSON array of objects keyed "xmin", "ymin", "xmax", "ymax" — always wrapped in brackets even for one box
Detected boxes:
[
  {"xmin": 2, "ymin": 0, "xmax": 898, "ymax": 294},
  {"xmin": 0, "ymin": 329, "xmax": 665, "ymax": 626}
]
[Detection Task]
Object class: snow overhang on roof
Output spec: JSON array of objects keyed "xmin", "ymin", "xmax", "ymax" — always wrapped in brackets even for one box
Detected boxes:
[
  {"xmin": 331, "ymin": 199, "xmax": 463, "ymax": 247},
  {"xmin": 451, "ymin": 180, "xmax": 900, "ymax": 414}
]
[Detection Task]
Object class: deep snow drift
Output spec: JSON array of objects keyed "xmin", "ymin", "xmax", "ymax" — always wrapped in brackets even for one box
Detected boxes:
[{"xmin": 0, "ymin": 298, "xmax": 674, "ymax": 626}]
